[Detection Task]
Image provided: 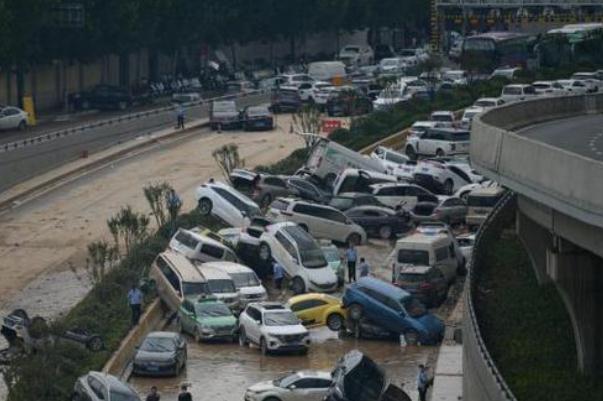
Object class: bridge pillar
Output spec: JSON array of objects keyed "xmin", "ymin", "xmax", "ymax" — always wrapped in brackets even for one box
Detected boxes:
[
  {"xmin": 547, "ymin": 241, "xmax": 603, "ymax": 374},
  {"xmin": 516, "ymin": 209, "xmax": 552, "ymax": 284}
]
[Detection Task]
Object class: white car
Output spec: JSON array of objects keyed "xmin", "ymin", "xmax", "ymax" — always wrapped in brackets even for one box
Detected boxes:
[
  {"xmin": 441, "ymin": 70, "xmax": 468, "ymax": 86},
  {"xmin": 460, "ymin": 106, "xmax": 484, "ymax": 128},
  {"xmin": 378, "ymin": 57, "xmax": 406, "ymax": 75},
  {"xmin": 405, "ymin": 127, "xmax": 470, "ymax": 159},
  {"xmin": 256, "ymin": 222, "xmax": 339, "ymax": 294},
  {"xmin": 398, "ymin": 48, "xmax": 429, "ymax": 66},
  {"xmin": 532, "ymin": 81, "xmax": 567, "ymax": 96},
  {"xmin": 500, "ymin": 84, "xmax": 537, "ymax": 103},
  {"xmin": 414, "ymin": 222, "xmax": 465, "ymax": 269},
  {"xmin": 473, "ymin": 97, "xmax": 505, "ymax": 109},
  {"xmin": 570, "ymin": 72, "xmax": 601, "ymax": 92},
  {"xmin": 72, "ymin": 371, "xmax": 141, "ymax": 401},
  {"xmin": 372, "ymin": 85, "xmax": 409, "ymax": 110},
  {"xmin": 370, "ymin": 146, "xmax": 415, "ymax": 179},
  {"xmin": 453, "ymin": 180, "xmax": 499, "ymax": 200},
  {"xmin": 245, "ymin": 370, "xmax": 332, "ymax": 401},
  {"xmin": 195, "ymin": 180, "xmax": 261, "ymax": 227},
  {"xmin": 338, "ymin": 44, "xmax": 374, "ymax": 66},
  {"xmin": 370, "ymin": 182, "xmax": 439, "ymax": 210},
  {"xmin": 430, "ymin": 110, "xmax": 456, "ymax": 127},
  {"xmin": 298, "ymin": 81, "xmax": 331, "ymax": 102},
  {"xmin": 238, "ymin": 302, "xmax": 310, "ymax": 355},
  {"xmin": 169, "ymin": 228, "xmax": 238, "ymax": 263},
  {"xmin": 0, "ymin": 106, "xmax": 28, "ymax": 131},
  {"xmin": 203, "ymin": 261, "xmax": 267, "ymax": 306},
  {"xmin": 456, "ymin": 233, "xmax": 475, "ymax": 266},
  {"xmin": 277, "ymin": 74, "xmax": 314, "ymax": 89},
  {"xmin": 556, "ymin": 79, "xmax": 589, "ymax": 95},
  {"xmin": 408, "ymin": 121, "xmax": 440, "ymax": 137},
  {"xmin": 312, "ymin": 85, "xmax": 339, "ymax": 106},
  {"xmin": 413, "ymin": 159, "xmax": 480, "ymax": 195},
  {"xmin": 490, "ymin": 66, "xmax": 522, "ymax": 80}
]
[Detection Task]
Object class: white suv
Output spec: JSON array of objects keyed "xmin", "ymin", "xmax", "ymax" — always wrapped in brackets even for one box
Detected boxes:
[
  {"xmin": 238, "ymin": 302, "xmax": 310, "ymax": 355},
  {"xmin": 413, "ymin": 159, "xmax": 478, "ymax": 195},
  {"xmin": 245, "ymin": 371, "xmax": 332, "ymax": 401},
  {"xmin": 405, "ymin": 127, "xmax": 470, "ymax": 159},
  {"xmin": 257, "ymin": 222, "xmax": 338, "ymax": 294},
  {"xmin": 195, "ymin": 180, "xmax": 261, "ymax": 227},
  {"xmin": 208, "ymin": 261, "xmax": 267, "ymax": 306},
  {"xmin": 500, "ymin": 84, "xmax": 537, "ymax": 103},
  {"xmin": 169, "ymin": 228, "xmax": 238, "ymax": 263},
  {"xmin": 268, "ymin": 198, "xmax": 367, "ymax": 245},
  {"xmin": 430, "ymin": 110, "xmax": 456, "ymax": 127},
  {"xmin": 370, "ymin": 146, "xmax": 415, "ymax": 180}
]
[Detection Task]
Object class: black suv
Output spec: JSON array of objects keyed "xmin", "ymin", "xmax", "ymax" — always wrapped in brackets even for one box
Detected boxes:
[{"xmin": 69, "ymin": 84, "xmax": 132, "ymax": 111}]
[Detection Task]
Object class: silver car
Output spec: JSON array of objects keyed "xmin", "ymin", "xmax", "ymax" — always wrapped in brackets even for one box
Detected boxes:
[
  {"xmin": 410, "ymin": 196, "xmax": 467, "ymax": 225},
  {"xmin": 72, "ymin": 371, "xmax": 141, "ymax": 401}
]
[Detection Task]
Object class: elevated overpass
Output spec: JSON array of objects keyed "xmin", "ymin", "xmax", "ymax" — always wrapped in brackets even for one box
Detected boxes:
[{"xmin": 466, "ymin": 93, "xmax": 603, "ymax": 400}]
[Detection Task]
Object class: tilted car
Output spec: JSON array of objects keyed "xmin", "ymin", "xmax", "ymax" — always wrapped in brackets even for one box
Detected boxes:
[
  {"xmin": 230, "ymin": 169, "xmax": 297, "ymax": 209},
  {"xmin": 245, "ymin": 370, "xmax": 332, "ymax": 401},
  {"xmin": 195, "ymin": 179, "xmax": 261, "ymax": 227},
  {"xmin": 328, "ymin": 192, "xmax": 383, "ymax": 212},
  {"xmin": 177, "ymin": 296, "xmax": 238, "ymax": 342},
  {"xmin": 72, "ymin": 371, "xmax": 141, "ymax": 401},
  {"xmin": 344, "ymin": 205, "xmax": 411, "ymax": 239},
  {"xmin": 409, "ymin": 196, "xmax": 467, "ymax": 225},
  {"xmin": 286, "ymin": 176, "xmax": 332, "ymax": 204},
  {"xmin": 169, "ymin": 228, "xmax": 238, "ymax": 263},
  {"xmin": 132, "ymin": 332, "xmax": 187, "ymax": 377},
  {"xmin": 405, "ymin": 127, "xmax": 470, "ymax": 159},
  {"xmin": 286, "ymin": 293, "xmax": 346, "ymax": 331}
]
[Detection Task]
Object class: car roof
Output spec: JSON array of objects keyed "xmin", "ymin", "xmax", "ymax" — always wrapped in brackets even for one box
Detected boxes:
[
  {"xmin": 352, "ymin": 276, "xmax": 410, "ymax": 299},
  {"xmin": 196, "ymin": 263, "xmax": 233, "ymax": 280},
  {"xmin": 347, "ymin": 205, "xmax": 394, "ymax": 214},
  {"xmin": 146, "ymin": 331, "xmax": 179, "ymax": 339},
  {"xmin": 204, "ymin": 261, "xmax": 253, "ymax": 274},
  {"xmin": 176, "ymin": 228, "xmax": 230, "ymax": 250},
  {"xmin": 296, "ymin": 370, "xmax": 332, "ymax": 380},
  {"xmin": 396, "ymin": 232, "xmax": 450, "ymax": 245},
  {"xmin": 88, "ymin": 372, "xmax": 134, "ymax": 394},
  {"xmin": 431, "ymin": 110, "xmax": 454, "ymax": 115},
  {"xmin": 505, "ymin": 84, "xmax": 532, "ymax": 88},
  {"xmin": 159, "ymin": 250, "xmax": 205, "ymax": 282},
  {"xmin": 288, "ymin": 293, "xmax": 338, "ymax": 304},
  {"xmin": 248, "ymin": 302, "xmax": 288, "ymax": 311},
  {"xmin": 469, "ymin": 186, "xmax": 505, "ymax": 196}
]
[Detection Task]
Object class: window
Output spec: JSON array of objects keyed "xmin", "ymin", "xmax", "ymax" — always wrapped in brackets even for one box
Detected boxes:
[
  {"xmin": 212, "ymin": 187, "xmax": 259, "ymax": 216},
  {"xmin": 207, "ymin": 279, "xmax": 236, "ymax": 294},
  {"xmin": 313, "ymin": 378, "xmax": 333, "ymax": 388},
  {"xmin": 375, "ymin": 187, "xmax": 398, "ymax": 196},
  {"xmin": 397, "ymin": 249, "xmax": 430, "ymax": 265},
  {"xmin": 4, "ymin": 108, "xmax": 19, "ymax": 116},
  {"xmin": 524, "ymin": 86, "xmax": 536, "ymax": 95},
  {"xmin": 362, "ymin": 210, "xmax": 383, "ymax": 217},
  {"xmin": 157, "ymin": 257, "xmax": 181, "ymax": 292},
  {"xmin": 264, "ymin": 177, "xmax": 286, "ymax": 187},
  {"xmin": 246, "ymin": 306, "xmax": 261, "ymax": 321},
  {"xmin": 275, "ymin": 232, "xmax": 298, "ymax": 260},
  {"xmin": 443, "ymin": 198, "xmax": 464, "ymax": 207},
  {"xmin": 290, "ymin": 299, "xmax": 327, "ymax": 312},
  {"xmin": 292, "ymin": 203, "xmax": 317, "ymax": 216},
  {"xmin": 201, "ymin": 243, "xmax": 225, "ymax": 259},
  {"xmin": 175, "ymin": 231, "xmax": 199, "ymax": 250},
  {"xmin": 271, "ymin": 199, "xmax": 289, "ymax": 211},
  {"xmin": 291, "ymin": 179, "xmax": 315, "ymax": 193},
  {"xmin": 385, "ymin": 152, "xmax": 408, "ymax": 164},
  {"xmin": 293, "ymin": 378, "xmax": 318, "ymax": 389},
  {"xmin": 299, "ymin": 83, "xmax": 312, "ymax": 90},
  {"xmin": 435, "ymin": 246, "xmax": 449, "ymax": 262},
  {"xmin": 448, "ymin": 166, "xmax": 471, "ymax": 183},
  {"xmin": 87, "ymin": 377, "xmax": 106, "ymax": 400},
  {"xmin": 319, "ymin": 207, "xmax": 347, "ymax": 223},
  {"xmin": 382, "ymin": 296, "xmax": 402, "ymax": 312}
]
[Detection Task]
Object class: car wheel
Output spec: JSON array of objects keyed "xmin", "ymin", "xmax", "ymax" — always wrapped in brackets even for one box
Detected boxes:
[
  {"xmin": 443, "ymin": 179, "xmax": 454, "ymax": 195},
  {"xmin": 326, "ymin": 313, "xmax": 344, "ymax": 331},
  {"xmin": 194, "ymin": 328, "xmax": 202, "ymax": 343},
  {"xmin": 378, "ymin": 225, "xmax": 392, "ymax": 239},
  {"xmin": 291, "ymin": 277, "xmax": 306, "ymax": 295},
  {"xmin": 436, "ymin": 149, "xmax": 445, "ymax": 157},
  {"xmin": 260, "ymin": 194, "xmax": 272, "ymax": 209},
  {"xmin": 405, "ymin": 330, "xmax": 419, "ymax": 346},
  {"xmin": 258, "ymin": 242, "xmax": 271, "ymax": 261},
  {"xmin": 86, "ymin": 336, "xmax": 104, "ymax": 352},
  {"xmin": 346, "ymin": 233, "xmax": 361, "ymax": 246},
  {"xmin": 348, "ymin": 303, "xmax": 363, "ymax": 321},
  {"xmin": 405, "ymin": 146, "xmax": 417, "ymax": 160},
  {"xmin": 118, "ymin": 101, "xmax": 127, "ymax": 110},
  {"xmin": 239, "ymin": 328, "xmax": 248, "ymax": 346},
  {"xmin": 17, "ymin": 120, "xmax": 26, "ymax": 131},
  {"xmin": 260, "ymin": 337, "xmax": 269, "ymax": 356},
  {"xmin": 198, "ymin": 198, "xmax": 212, "ymax": 215}
]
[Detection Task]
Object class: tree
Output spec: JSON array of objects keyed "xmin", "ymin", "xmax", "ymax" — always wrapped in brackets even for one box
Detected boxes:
[
  {"xmin": 143, "ymin": 182, "xmax": 176, "ymax": 228},
  {"xmin": 86, "ymin": 240, "xmax": 118, "ymax": 285},
  {"xmin": 106, "ymin": 206, "xmax": 150, "ymax": 255},
  {"xmin": 291, "ymin": 104, "xmax": 322, "ymax": 148},
  {"xmin": 212, "ymin": 143, "xmax": 245, "ymax": 179}
]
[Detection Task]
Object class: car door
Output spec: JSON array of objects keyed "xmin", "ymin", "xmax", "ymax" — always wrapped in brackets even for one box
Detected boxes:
[
  {"xmin": 274, "ymin": 231, "xmax": 300, "ymax": 276},
  {"xmin": 244, "ymin": 307, "xmax": 262, "ymax": 343},
  {"xmin": 373, "ymin": 186, "xmax": 400, "ymax": 208},
  {"xmin": 2, "ymin": 108, "xmax": 21, "ymax": 129},
  {"xmin": 419, "ymin": 131, "xmax": 437, "ymax": 155},
  {"xmin": 179, "ymin": 300, "xmax": 196, "ymax": 333},
  {"xmin": 290, "ymin": 378, "xmax": 330, "ymax": 401},
  {"xmin": 364, "ymin": 288, "xmax": 402, "ymax": 333},
  {"xmin": 293, "ymin": 204, "xmax": 324, "ymax": 237},
  {"xmin": 434, "ymin": 246, "xmax": 456, "ymax": 282},
  {"xmin": 290, "ymin": 299, "xmax": 327, "ymax": 326},
  {"xmin": 0, "ymin": 109, "xmax": 10, "ymax": 129}
]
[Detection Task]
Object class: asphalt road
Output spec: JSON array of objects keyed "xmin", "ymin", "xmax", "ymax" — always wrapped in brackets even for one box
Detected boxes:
[
  {"xmin": 516, "ymin": 114, "xmax": 603, "ymax": 162},
  {"xmin": 0, "ymin": 93, "xmax": 269, "ymax": 193}
]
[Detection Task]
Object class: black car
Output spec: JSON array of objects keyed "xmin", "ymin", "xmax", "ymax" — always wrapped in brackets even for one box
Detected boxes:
[
  {"xmin": 287, "ymin": 176, "xmax": 332, "ymax": 204},
  {"xmin": 344, "ymin": 205, "xmax": 411, "ymax": 239},
  {"xmin": 69, "ymin": 84, "xmax": 132, "ymax": 111},
  {"xmin": 394, "ymin": 265, "xmax": 449, "ymax": 307},
  {"xmin": 241, "ymin": 106, "xmax": 274, "ymax": 131},
  {"xmin": 270, "ymin": 87, "xmax": 302, "ymax": 112},
  {"xmin": 329, "ymin": 192, "xmax": 383, "ymax": 211},
  {"xmin": 326, "ymin": 91, "xmax": 373, "ymax": 117},
  {"xmin": 132, "ymin": 331, "xmax": 187, "ymax": 377},
  {"xmin": 210, "ymin": 100, "xmax": 241, "ymax": 130}
]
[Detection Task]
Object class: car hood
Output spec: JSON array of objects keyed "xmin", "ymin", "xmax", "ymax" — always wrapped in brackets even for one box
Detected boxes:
[
  {"xmin": 415, "ymin": 313, "xmax": 444, "ymax": 335},
  {"xmin": 247, "ymin": 381, "xmax": 277, "ymax": 393},
  {"xmin": 306, "ymin": 265, "xmax": 338, "ymax": 284},
  {"xmin": 266, "ymin": 325, "xmax": 308, "ymax": 336},
  {"xmin": 134, "ymin": 350, "xmax": 176, "ymax": 363},
  {"xmin": 199, "ymin": 315, "xmax": 237, "ymax": 327},
  {"xmin": 239, "ymin": 286, "xmax": 266, "ymax": 296}
]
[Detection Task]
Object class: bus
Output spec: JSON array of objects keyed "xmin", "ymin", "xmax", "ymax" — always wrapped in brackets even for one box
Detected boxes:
[
  {"xmin": 461, "ymin": 32, "xmax": 537, "ymax": 73},
  {"xmin": 538, "ymin": 23, "xmax": 603, "ymax": 67}
]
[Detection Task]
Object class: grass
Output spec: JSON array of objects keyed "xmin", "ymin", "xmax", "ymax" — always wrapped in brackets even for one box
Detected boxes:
[{"xmin": 474, "ymin": 234, "xmax": 603, "ymax": 401}]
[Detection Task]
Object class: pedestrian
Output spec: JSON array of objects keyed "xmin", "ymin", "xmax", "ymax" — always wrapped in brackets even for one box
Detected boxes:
[
  {"xmin": 146, "ymin": 386, "xmax": 160, "ymax": 401},
  {"xmin": 127, "ymin": 284, "xmax": 143, "ymax": 326},
  {"xmin": 166, "ymin": 188, "xmax": 183, "ymax": 227},
  {"xmin": 178, "ymin": 384, "xmax": 192, "ymax": 401},
  {"xmin": 416, "ymin": 364, "xmax": 432, "ymax": 401},
  {"xmin": 345, "ymin": 243, "xmax": 358, "ymax": 283},
  {"xmin": 177, "ymin": 103, "xmax": 185, "ymax": 129},
  {"xmin": 273, "ymin": 260, "xmax": 285, "ymax": 291},
  {"xmin": 359, "ymin": 257, "xmax": 370, "ymax": 277}
]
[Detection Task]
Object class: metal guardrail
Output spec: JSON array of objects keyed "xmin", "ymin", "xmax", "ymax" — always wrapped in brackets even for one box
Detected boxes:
[
  {"xmin": 436, "ymin": 0, "xmax": 603, "ymax": 6},
  {"xmin": 0, "ymin": 90, "xmax": 267, "ymax": 154},
  {"xmin": 465, "ymin": 191, "xmax": 518, "ymax": 401}
]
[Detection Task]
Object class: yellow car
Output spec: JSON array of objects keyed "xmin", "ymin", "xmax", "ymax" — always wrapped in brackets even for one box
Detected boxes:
[{"xmin": 286, "ymin": 293, "xmax": 346, "ymax": 331}]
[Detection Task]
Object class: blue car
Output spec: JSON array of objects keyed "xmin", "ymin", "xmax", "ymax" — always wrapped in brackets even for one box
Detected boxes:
[{"xmin": 342, "ymin": 277, "xmax": 444, "ymax": 345}]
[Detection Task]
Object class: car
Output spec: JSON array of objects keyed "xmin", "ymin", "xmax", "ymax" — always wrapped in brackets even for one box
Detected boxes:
[
  {"xmin": 394, "ymin": 265, "xmax": 449, "ymax": 307},
  {"xmin": 466, "ymin": 186, "xmax": 506, "ymax": 229},
  {"xmin": 405, "ymin": 127, "xmax": 471, "ymax": 159},
  {"xmin": 473, "ymin": 97, "xmax": 505, "ymax": 109},
  {"xmin": 441, "ymin": 69, "xmax": 468, "ymax": 86},
  {"xmin": 298, "ymin": 81, "xmax": 331, "ymax": 102},
  {"xmin": 190, "ymin": 225, "xmax": 234, "ymax": 247},
  {"xmin": 209, "ymin": 100, "xmax": 241, "ymax": 130},
  {"xmin": 532, "ymin": 80, "xmax": 567, "ymax": 96},
  {"xmin": 256, "ymin": 221, "xmax": 339, "ymax": 294},
  {"xmin": 72, "ymin": 371, "xmax": 141, "ymax": 401},
  {"xmin": 328, "ymin": 192, "xmax": 383, "ymax": 212},
  {"xmin": 271, "ymin": 86, "xmax": 303, "ymax": 112},
  {"xmin": 413, "ymin": 221, "xmax": 466, "ymax": 271},
  {"xmin": 570, "ymin": 72, "xmax": 601, "ymax": 92},
  {"xmin": 456, "ymin": 233, "xmax": 475, "ymax": 266},
  {"xmin": 377, "ymin": 57, "xmax": 406, "ymax": 75},
  {"xmin": 277, "ymin": 73, "xmax": 314, "ymax": 88},
  {"xmin": 209, "ymin": 261, "xmax": 267, "ymax": 306},
  {"xmin": 556, "ymin": 79, "xmax": 590, "ymax": 95},
  {"xmin": 286, "ymin": 176, "xmax": 332, "ymax": 204},
  {"xmin": 132, "ymin": 332, "xmax": 187, "ymax": 376},
  {"xmin": 490, "ymin": 66, "xmax": 522, "ymax": 80},
  {"xmin": 196, "ymin": 263, "xmax": 241, "ymax": 310},
  {"xmin": 325, "ymin": 90, "xmax": 373, "ymax": 117},
  {"xmin": 195, "ymin": 179, "xmax": 261, "ymax": 227},
  {"xmin": 169, "ymin": 228, "xmax": 238, "ymax": 263},
  {"xmin": 229, "ymin": 169, "xmax": 296, "ymax": 209},
  {"xmin": 0, "ymin": 106, "xmax": 28, "ymax": 131},
  {"xmin": 408, "ymin": 121, "xmax": 440, "ymax": 137},
  {"xmin": 393, "ymin": 232, "xmax": 458, "ymax": 283},
  {"xmin": 286, "ymin": 293, "xmax": 346, "ymax": 331},
  {"xmin": 409, "ymin": 196, "xmax": 467, "ymax": 226},
  {"xmin": 331, "ymin": 168, "xmax": 396, "ymax": 196},
  {"xmin": 460, "ymin": 106, "xmax": 483, "ymax": 129},
  {"xmin": 69, "ymin": 84, "xmax": 132, "ymax": 111},
  {"xmin": 372, "ymin": 84, "xmax": 410, "ymax": 110},
  {"xmin": 339, "ymin": 44, "xmax": 374, "ymax": 66},
  {"xmin": 412, "ymin": 159, "xmax": 478, "ymax": 195},
  {"xmin": 398, "ymin": 48, "xmax": 428, "ymax": 67},
  {"xmin": 268, "ymin": 198, "xmax": 367, "ymax": 245},
  {"xmin": 320, "ymin": 243, "xmax": 345, "ymax": 286},
  {"xmin": 241, "ymin": 105, "xmax": 274, "ymax": 131},
  {"xmin": 342, "ymin": 277, "xmax": 444, "ymax": 345},
  {"xmin": 245, "ymin": 370, "xmax": 332, "ymax": 401},
  {"xmin": 370, "ymin": 146, "xmax": 415, "ymax": 180},
  {"xmin": 177, "ymin": 296, "xmax": 238, "ymax": 342},
  {"xmin": 238, "ymin": 302, "xmax": 310, "ymax": 355},
  {"xmin": 308, "ymin": 61, "xmax": 347, "ymax": 83},
  {"xmin": 500, "ymin": 84, "xmax": 537, "ymax": 103},
  {"xmin": 430, "ymin": 110, "xmax": 455, "ymax": 127},
  {"xmin": 369, "ymin": 182, "xmax": 438, "ymax": 210},
  {"xmin": 344, "ymin": 206, "xmax": 411, "ymax": 239}
]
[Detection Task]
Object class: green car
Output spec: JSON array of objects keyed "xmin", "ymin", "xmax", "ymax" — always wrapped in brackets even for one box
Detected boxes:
[
  {"xmin": 321, "ymin": 245, "xmax": 344, "ymax": 287},
  {"xmin": 177, "ymin": 296, "xmax": 238, "ymax": 342}
]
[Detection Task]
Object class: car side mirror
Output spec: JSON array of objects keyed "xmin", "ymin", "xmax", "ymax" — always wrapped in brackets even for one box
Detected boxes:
[{"xmin": 289, "ymin": 385, "xmax": 297, "ymax": 390}]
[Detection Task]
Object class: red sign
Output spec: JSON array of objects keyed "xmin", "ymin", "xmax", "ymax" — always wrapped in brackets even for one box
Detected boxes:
[{"xmin": 322, "ymin": 119, "xmax": 342, "ymax": 135}]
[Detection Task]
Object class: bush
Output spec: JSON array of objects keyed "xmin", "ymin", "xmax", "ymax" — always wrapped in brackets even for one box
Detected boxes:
[{"xmin": 255, "ymin": 147, "xmax": 310, "ymax": 175}]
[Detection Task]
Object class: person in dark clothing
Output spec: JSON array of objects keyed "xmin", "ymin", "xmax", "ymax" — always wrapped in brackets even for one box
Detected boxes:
[
  {"xmin": 345, "ymin": 243, "xmax": 358, "ymax": 283},
  {"xmin": 178, "ymin": 384, "xmax": 192, "ymax": 401},
  {"xmin": 146, "ymin": 386, "xmax": 160, "ymax": 401}
]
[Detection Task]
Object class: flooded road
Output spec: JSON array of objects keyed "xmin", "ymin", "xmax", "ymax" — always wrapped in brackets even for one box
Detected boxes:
[{"xmin": 129, "ymin": 326, "xmax": 437, "ymax": 401}]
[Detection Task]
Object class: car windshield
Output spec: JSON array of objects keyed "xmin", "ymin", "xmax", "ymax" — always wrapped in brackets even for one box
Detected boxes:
[
  {"xmin": 195, "ymin": 302, "xmax": 232, "ymax": 317},
  {"xmin": 330, "ymin": 197, "xmax": 353, "ymax": 209},
  {"xmin": 140, "ymin": 337, "xmax": 175, "ymax": 352},
  {"xmin": 398, "ymin": 272, "xmax": 427, "ymax": 283},
  {"xmin": 274, "ymin": 373, "xmax": 299, "ymax": 388},
  {"xmin": 208, "ymin": 279, "xmax": 236, "ymax": 294},
  {"xmin": 464, "ymin": 110, "xmax": 480, "ymax": 119},
  {"xmin": 283, "ymin": 226, "xmax": 328, "ymax": 268},
  {"xmin": 533, "ymin": 83, "xmax": 550, "ymax": 90},
  {"xmin": 322, "ymin": 247, "xmax": 341, "ymax": 263},
  {"xmin": 397, "ymin": 249, "xmax": 430, "ymax": 265},
  {"xmin": 431, "ymin": 114, "xmax": 452, "ymax": 122},
  {"xmin": 343, "ymin": 47, "xmax": 360, "ymax": 53},
  {"xmin": 457, "ymin": 238, "xmax": 474, "ymax": 247},
  {"xmin": 247, "ymin": 107, "xmax": 269, "ymax": 117},
  {"xmin": 213, "ymin": 101, "xmax": 236, "ymax": 112},
  {"xmin": 264, "ymin": 311, "xmax": 300, "ymax": 326},
  {"xmin": 444, "ymin": 72, "xmax": 464, "ymax": 80},
  {"xmin": 110, "ymin": 389, "xmax": 141, "ymax": 401},
  {"xmin": 402, "ymin": 296, "xmax": 427, "ymax": 318},
  {"xmin": 467, "ymin": 194, "xmax": 501, "ymax": 207},
  {"xmin": 230, "ymin": 272, "xmax": 260, "ymax": 288},
  {"xmin": 475, "ymin": 100, "xmax": 495, "ymax": 107},
  {"xmin": 183, "ymin": 282, "xmax": 209, "ymax": 297}
]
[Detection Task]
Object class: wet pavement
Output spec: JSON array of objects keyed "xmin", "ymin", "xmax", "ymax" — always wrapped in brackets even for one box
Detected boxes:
[{"xmin": 129, "ymin": 326, "xmax": 437, "ymax": 401}]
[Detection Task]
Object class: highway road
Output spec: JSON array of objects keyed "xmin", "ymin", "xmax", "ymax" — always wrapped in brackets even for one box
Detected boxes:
[
  {"xmin": 0, "ymin": 92, "xmax": 269, "ymax": 193},
  {"xmin": 517, "ymin": 114, "xmax": 603, "ymax": 162}
]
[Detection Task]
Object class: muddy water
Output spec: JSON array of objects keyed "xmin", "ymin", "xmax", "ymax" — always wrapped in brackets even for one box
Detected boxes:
[{"xmin": 129, "ymin": 327, "xmax": 436, "ymax": 401}]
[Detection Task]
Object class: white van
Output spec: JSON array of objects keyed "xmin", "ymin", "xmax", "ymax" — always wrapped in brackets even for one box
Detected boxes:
[
  {"xmin": 466, "ymin": 187, "xmax": 506, "ymax": 228},
  {"xmin": 149, "ymin": 251, "xmax": 209, "ymax": 311},
  {"xmin": 195, "ymin": 263, "xmax": 241, "ymax": 311},
  {"xmin": 500, "ymin": 84, "xmax": 537, "ymax": 103},
  {"xmin": 307, "ymin": 61, "xmax": 347, "ymax": 83},
  {"xmin": 393, "ymin": 233, "xmax": 457, "ymax": 284},
  {"xmin": 207, "ymin": 261, "xmax": 267, "ymax": 306},
  {"xmin": 169, "ymin": 228, "xmax": 238, "ymax": 263},
  {"xmin": 332, "ymin": 168, "xmax": 398, "ymax": 196}
]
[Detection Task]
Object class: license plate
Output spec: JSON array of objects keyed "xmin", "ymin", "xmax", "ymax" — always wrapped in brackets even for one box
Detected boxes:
[{"xmin": 146, "ymin": 366, "xmax": 159, "ymax": 371}]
